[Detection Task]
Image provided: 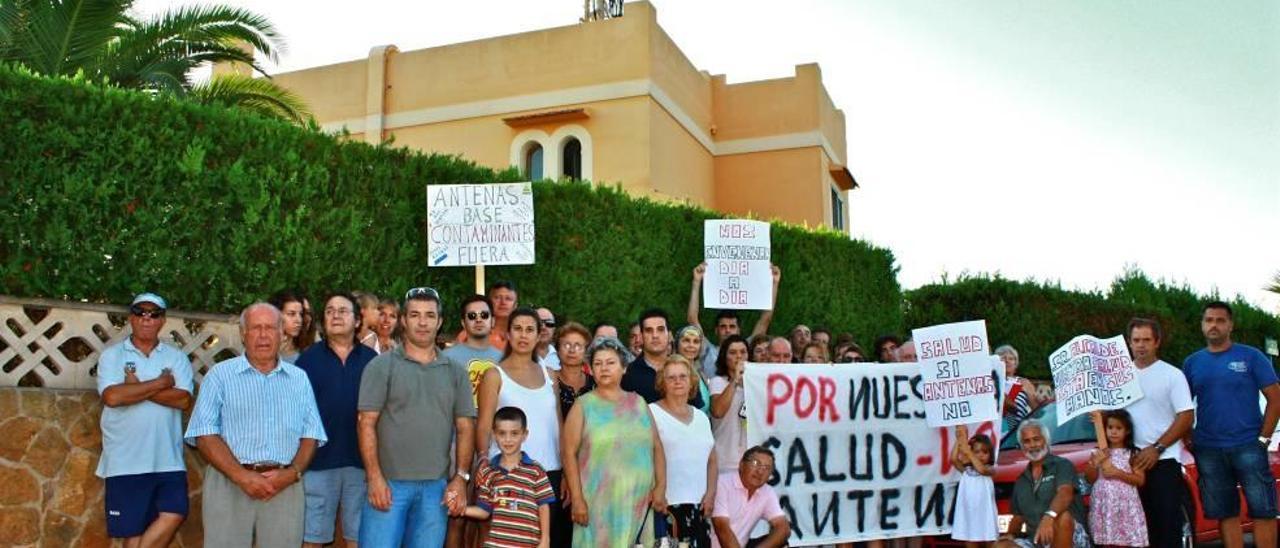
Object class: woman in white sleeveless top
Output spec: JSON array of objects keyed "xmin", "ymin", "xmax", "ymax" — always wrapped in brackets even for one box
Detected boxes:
[
  {"xmin": 649, "ymin": 355, "xmax": 715, "ymax": 548},
  {"xmin": 476, "ymin": 307, "xmax": 568, "ymax": 546}
]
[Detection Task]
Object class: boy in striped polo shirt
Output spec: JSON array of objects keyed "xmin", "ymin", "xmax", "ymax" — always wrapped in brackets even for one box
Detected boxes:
[{"xmin": 461, "ymin": 406, "xmax": 555, "ymax": 548}]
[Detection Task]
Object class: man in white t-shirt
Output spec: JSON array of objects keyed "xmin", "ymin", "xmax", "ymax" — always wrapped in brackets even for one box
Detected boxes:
[{"xmin": 1122, "ymin": 317, "xmax": 1194, "ymax": 548}]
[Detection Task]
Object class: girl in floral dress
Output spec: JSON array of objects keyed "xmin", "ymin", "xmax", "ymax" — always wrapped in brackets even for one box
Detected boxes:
[{"xmin": 1086, "ymin": 409, "xmax": 1148, "ymax": 547}]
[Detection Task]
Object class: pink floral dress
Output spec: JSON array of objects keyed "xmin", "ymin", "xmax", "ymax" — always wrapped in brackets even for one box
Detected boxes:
[{"xmin": 1089, "ymin": 448, "xmax": 1148, "ymax": 546}]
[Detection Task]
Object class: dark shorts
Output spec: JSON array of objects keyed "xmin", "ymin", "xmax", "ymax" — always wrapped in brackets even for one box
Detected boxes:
[
  {"xmin": 1194, "ymin": 442, "xmax": 1278, "ymax": 519},
  {"xmin": 104, "ymin": 471, "xmax": 188, "ymax": 538}
]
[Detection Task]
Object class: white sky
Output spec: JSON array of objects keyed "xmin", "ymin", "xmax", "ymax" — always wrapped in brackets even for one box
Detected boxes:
[{"xmin": 139, "ymin": 0, "xmax": 1280, "ymax": 310}]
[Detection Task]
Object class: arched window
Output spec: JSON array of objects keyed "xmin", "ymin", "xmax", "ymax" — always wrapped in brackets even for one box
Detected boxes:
[
  {"xmin": 562, "ymin": 138, "xmax": 582, "ymax": 180},
  {"xmin": 524, "ymin": 143, "xmax": 544, "ymax": 180}
]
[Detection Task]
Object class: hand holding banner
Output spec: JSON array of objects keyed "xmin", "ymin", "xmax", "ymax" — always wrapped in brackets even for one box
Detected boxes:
[
  {"xmin": 912, "ymin": 320, "xmax": 1000, "ymax": 427},
  {"xmin": 703, "ymin": 219, "xmax": 772, "ymax": 310},
  {"xmin": 1049, "ymin": 334, "xmax": 1144, "ymax": 425}
]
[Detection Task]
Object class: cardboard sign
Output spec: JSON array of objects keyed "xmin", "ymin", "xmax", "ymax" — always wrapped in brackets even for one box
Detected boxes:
[
  {"xmin": 427, "ymin": 183, "xmax": 535, "ymax": 267},
  {"xmin": 912, "ymin": 320, "xmax": 1000, "ymax": 427},
  {"xmin": 745, "ymin": 363, "xmax": 999, "ymax": 544},
  {"xmin": 1049, "ymin": 334, "xmax": 1144, "ymax": 425},
  {"xmin": 703, "ymin": 219, "xmax": 772, "ymax": 310}
]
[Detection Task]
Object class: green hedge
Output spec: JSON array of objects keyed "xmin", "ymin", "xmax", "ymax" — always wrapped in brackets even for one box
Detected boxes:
[
  {"xmin": 0, "ymin": 66, "xmax": 903, "ymax": 337},
  {"xmin": 905, "ymin": 271, "xmax": 1280, "ymax": 378}
]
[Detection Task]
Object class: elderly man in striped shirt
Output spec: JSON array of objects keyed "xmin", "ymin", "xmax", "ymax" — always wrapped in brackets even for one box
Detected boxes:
[{"xmin": 185, "ymin": 302, "xmax": 327, "ymax": 547}]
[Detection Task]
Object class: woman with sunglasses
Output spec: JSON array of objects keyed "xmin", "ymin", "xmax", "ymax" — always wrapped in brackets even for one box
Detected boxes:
[{"xmin": 475, "ymin": 307, "xmax": 568, "ymax": 546}]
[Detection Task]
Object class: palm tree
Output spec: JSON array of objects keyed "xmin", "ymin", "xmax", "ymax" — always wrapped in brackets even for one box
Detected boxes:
[
  {"xmin": 0, "ymin": 0, "xmax": 311, "ymax": 123},
  {"xmin": 1268, "ymin": 272, "xmax": 1280, "ymax": 297}
]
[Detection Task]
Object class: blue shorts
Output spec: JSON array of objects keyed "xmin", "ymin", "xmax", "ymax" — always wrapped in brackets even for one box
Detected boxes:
[
  {"xmin": 104, "ymin": 471, "xmax": 188, "ymax": 538},
  {"xmin": 303, "ymin": 466, "xmax": 367, "ymax": 543},
  {"xmin": 1194, "ymin": 442, "xmax": 1278, "ymax": 519}
]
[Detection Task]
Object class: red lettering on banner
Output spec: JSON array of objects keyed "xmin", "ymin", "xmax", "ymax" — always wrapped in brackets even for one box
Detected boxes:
[
  {"xmin": 795, "ymin": 377, "xmax": 818, "ymax": 419},
  {"xmin": 766, "ymin": 374, "xmax": 792, "ymax": 425},
  {"xmin": 819, "ymin": 377, "xmax": 840, "ymax": 422}
]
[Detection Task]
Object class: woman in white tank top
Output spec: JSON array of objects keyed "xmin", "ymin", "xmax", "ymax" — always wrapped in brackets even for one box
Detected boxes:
[{"xmin": 475, "ymin": 308, "xmax": 567, "ymax": 545}]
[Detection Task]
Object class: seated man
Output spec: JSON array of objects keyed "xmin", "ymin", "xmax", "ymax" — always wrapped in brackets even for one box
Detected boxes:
[
  {"xmin": 712, "ymin": 446, "xmax": 790, "ymax": 548},
  {"xmin": 997, "ymin": 419, "xmax": 1090, "ymax": 548}
]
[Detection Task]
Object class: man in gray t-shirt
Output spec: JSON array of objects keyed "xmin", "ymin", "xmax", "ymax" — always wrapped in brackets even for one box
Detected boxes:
[{"xmin": 356, "ymin": 288, "xmax": 476, "ymax": 547}]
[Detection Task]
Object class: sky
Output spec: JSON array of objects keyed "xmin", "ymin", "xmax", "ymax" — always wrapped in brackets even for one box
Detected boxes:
[{"xmin": 138, "ymin": 0, "xmax": 1280, "ymax": 310}]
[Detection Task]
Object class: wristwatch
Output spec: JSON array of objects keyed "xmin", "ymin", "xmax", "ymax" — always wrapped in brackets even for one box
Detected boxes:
[
  {"xmin": 1043, "ymin": 510, "xmax": 1058, "ymax": 519},
  {"xmin": 1259, "ymin": 435, "xmax": 1271, "ymax": 448},
  {"xmin": 1153, "ymin": 443, "xmax": 1168, "ymax": 453},
  {"xmin": 288, "ymin": 464, "xmax": 303, "ymax": 482},
  {"xmin": 456, "ymin": 471, "xmax": 471, "ymax": 482}
]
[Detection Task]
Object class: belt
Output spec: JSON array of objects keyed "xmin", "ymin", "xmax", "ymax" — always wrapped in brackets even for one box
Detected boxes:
[{"xmin": 242, "ymin": 462, "xmax": 288, "ymax": 472}]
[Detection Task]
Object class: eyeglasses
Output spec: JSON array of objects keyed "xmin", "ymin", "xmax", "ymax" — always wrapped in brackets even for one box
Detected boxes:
[
  {"xmin": 560, "ymin": 342, "xmax": 585, "ymax": 351},
  {"xmin": 541, "ymin": 320, "xmax": 557, "ymax": 328},
  {"xmin": 744, "ymin": 459, "xmax": 773, "ymax": 470},
  {"xmin": 130, "ymin": 306, "xmax": 165, "ymax": 319},
  {"xmin": 404, "ymin": 287, "xmax": 440, "ymax": 301},
  {"xmin": 466, "ymin": 311, "xmax": 491, "ymax": 321},
  {"xmin": 324, "ymin": 307, "xmax": 352, "ymax": 316}
]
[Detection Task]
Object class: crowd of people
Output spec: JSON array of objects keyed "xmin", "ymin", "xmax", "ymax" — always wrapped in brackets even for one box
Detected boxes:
[{"xmin": 93, "ymin": 265, "xmax": 1279, "ymax": 548}]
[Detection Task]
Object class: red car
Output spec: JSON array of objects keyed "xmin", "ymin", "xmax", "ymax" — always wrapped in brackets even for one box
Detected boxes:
[{"xmin": 931, "ymin": 400, "xmax": 1280, "ymax": 546}]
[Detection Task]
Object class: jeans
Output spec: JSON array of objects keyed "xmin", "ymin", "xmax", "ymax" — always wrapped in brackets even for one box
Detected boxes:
[
  {"xmin": 359, "ymin": 478, "xmax": 448, "ymax": 547},
  {"xmin": 1194, "ymin": 442, "xmax": 1278, "ymax": 519}
]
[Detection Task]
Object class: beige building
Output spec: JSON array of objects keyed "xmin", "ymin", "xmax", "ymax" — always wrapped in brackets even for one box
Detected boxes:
[{"xmin": 270, "ymin": 1, "xmax": 857, "ymax": 232}]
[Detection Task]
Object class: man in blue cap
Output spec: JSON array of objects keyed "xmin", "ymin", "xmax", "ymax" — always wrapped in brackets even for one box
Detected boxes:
[{"xmin": 96, "ymin": 292, "xmax": 195, "ymax": 548}]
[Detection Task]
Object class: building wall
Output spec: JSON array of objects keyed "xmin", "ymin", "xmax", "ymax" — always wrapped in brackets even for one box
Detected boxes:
[
  {"xmin": 714, "ymin": 148, "xmax": 824, "ymax": 224},
  {"xmin": 268, "ymin": 0, "xmax": 852, "ymax": 232},
  {"xmin": 649, "ymin": 100, "xmax": 714, "ymax": 205}
]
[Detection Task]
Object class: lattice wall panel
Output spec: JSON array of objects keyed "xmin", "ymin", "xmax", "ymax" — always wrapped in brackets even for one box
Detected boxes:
[{"xmin": 0, "ymin": 303, "xmax": 242, "ymax": 388}]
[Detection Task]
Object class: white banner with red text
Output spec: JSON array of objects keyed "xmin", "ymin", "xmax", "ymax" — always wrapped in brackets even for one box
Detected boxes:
[{"xmin": 744, "ymin": 362, "xmax": 1000, "ymax": 545}]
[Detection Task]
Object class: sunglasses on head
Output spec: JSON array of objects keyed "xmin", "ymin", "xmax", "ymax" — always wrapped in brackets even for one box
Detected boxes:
[
  {"xmin": 404, "ymin": 286, "xmax": 440, "ymax": 301},
  {"xmin": 466, "ymin": 311, "xmax": 491, "ymax": 321},
  {"xmin": 130, "ymin": 305, "xmax": 165, "ymax": 319}
]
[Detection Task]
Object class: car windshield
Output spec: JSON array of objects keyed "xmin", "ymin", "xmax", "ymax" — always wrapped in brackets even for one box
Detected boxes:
[{"xmin": 1000, "ymin": 402, "xmax": 1096, "ymax": 451}]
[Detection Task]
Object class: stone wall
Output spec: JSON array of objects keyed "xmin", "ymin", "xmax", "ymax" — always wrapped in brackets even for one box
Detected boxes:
[{"xmin": 0, "ymin": 387, "xmax": 207, "ymax": 547}]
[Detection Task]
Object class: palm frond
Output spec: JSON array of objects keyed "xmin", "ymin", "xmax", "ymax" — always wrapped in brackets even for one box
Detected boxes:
[
  {"xmin": 3, "ymin": 0, "xmax": 131, "ymax": 77},
  {"xmin": 189, "ymin": 73, "xmax": 311, "ymax": 125},
  {"xmin": 1267, "ymin": 272, "xmax": 1280, "ymax": 296}
]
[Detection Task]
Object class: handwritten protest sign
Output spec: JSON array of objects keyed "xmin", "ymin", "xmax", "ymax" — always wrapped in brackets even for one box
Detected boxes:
[
  {"xmin": 426, "ymin": 183, "xmax": 535, "ymax": 267},
  {"xmin": 912, "ymin": 320, "xmax": 1000, "ymax": 427},
  {"xmin": 703, "ymin": 220, "xmax": 771, "ymax": 310},
  {"xmin": 745, "ymin": 363, "xmax": 999, "ymax": 544},
  {"xmin": 1049, "ymin": 334, "xmax": 1144, "ymax": 425}
]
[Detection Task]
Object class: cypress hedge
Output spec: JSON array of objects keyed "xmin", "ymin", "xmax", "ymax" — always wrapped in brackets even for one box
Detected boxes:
[
  {"xmin": 905, "ymin": 272, "xmax": 1280, "ymax": 379},
  {"xmin": 0, "ymin": 66, "xmax": 903, "ymax": 338}
]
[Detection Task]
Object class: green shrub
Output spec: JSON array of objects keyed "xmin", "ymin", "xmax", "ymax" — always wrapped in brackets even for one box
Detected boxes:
[
  {"xmin": 0, "ymin": 66, "xmax": 903, "ymax": 337},
  {"xmin": 905, "ymin": 271, "xmax": 1280, "ymax": 378}
]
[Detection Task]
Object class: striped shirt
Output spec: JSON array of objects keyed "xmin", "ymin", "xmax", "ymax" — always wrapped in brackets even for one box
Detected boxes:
[
  {"xmin": 184, "ymin": 355, "xmax": 326, "ymax": 464},
  {"xmin": 476, "ymin": 452, "xmax": 556, "ymax": 547}
]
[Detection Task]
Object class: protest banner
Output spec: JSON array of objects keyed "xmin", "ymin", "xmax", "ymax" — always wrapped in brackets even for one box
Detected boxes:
[
  {"xmin": 911, "ymin": 320, "xmax": 999, "ymax": 427},
  {"xmin": 426, "ymin": 183, "xmax": 535, "ymax": 267},
  {"xmin": 745, "ymin": 363, "xmax": 999, "ymax": 544},
  {"xmin": 1049, "ymin": 334, "xmax": 1144, "ymax": 425},
  {"xmin": 704, "ymin": 219, "xmax": 772, "ymax": 310}
]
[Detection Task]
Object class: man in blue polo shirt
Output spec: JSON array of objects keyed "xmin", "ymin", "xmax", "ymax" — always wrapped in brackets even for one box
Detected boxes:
[
  {"xmin": 96, "ymin": 292, "xmax": 195, "ymax": 548},
  {"xmin": 1184, "ymin": 300, "xmax": 1280, "ymax": 548},
  {"xmin": 297, "ymin": 292, "xmax": 378, "ymax": 548}
]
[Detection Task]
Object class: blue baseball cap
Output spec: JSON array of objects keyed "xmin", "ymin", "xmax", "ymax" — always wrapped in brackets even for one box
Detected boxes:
[{"xmin": 131, "ymin": 292, "xmax": 168, "ymax": 310}]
